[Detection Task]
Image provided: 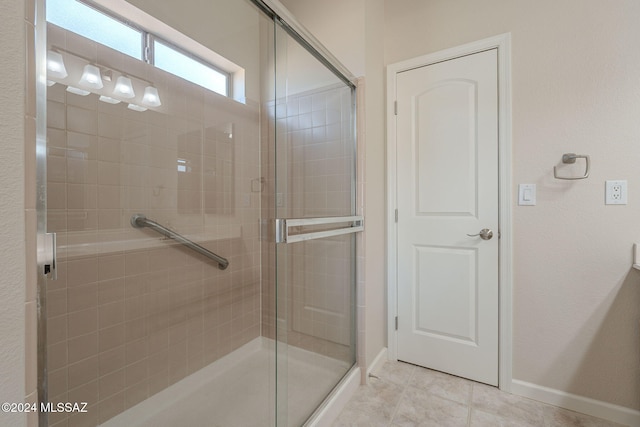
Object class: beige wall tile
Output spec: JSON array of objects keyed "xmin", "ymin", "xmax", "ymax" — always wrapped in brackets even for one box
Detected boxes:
[
  {"xmin": 98, "ymin": 301, "xmax": 125, "ymax": 330},
  {"xmin": 125, "ymin": 338, "xmax": 147, "ymax": 365},
  {"xmin": 98, "ymin": 345, "xmax": 125, "ymax": 377},
  {"xmin": 67, "ymin": 307, "xmax": 98, "ymax": 339},
  {"xmin": 98, "ymin": 369, "xmax": 125, "ymax": 400},
  {"xmin": 66, "ymin": 257, "xmax": 98, "ymax": 288},
  {"xmin": 124, "ymin": 251, "xmax": 148, "ymax": 277},
  {"xmin": 67, "ymin": 106, "xmax": 97, "ymax": 135},
  {"xmin": 48, "ymin": 368, "xmax": 68, "ymax": 401},
  {"xmin": 48, "ymin": 341, "xmax": 68, "ymax": 371},
  {"xmin": 125, "ymin": 359, "xmax": 147, "ymax": 387},
  {"xmin": 98, "ymin": 324, "xmax": 125, "ymax": 353},
  {"xmin": 47, "ymin": 100, "xmax": 66, "ymax": 130},
  {"xmin": 67, "ymin": 282, "xmax": 97, "ymax": 313},
  {"xmin": 124, "ymin": 380, "xmax": 148, "ymax": 408},
  {"xmin": 67, "ymin": 183, "xmax": 98, "ymax": 210},
  {"xmin": 67, "ymin": 355, "xmax": 99, "ymax": 390},
  {"xmin": 24, "ymin": 301, "xmax": 37, "ymax": 394},
  {"xmin": 47, "ymin": 289, "xmax": 68, "ymax": 318},
  {"xmin": 48, "ymin": 315, "xmax": 68, "ymax": 345},
  {"xmin": 67, "ymin": 332, "xmax": 98, "ymax": 364},
  {"xmin": 97, "ymin": 185, "xmax": 121, "ymax": 210}
]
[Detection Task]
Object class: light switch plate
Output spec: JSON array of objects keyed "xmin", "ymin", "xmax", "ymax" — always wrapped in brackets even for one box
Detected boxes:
[{"xmin": 518, "ymin": 184, "xmax": 536, "ymax": 206}]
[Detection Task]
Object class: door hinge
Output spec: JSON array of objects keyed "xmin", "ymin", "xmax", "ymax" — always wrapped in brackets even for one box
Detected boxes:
[
  {"xmin": 394, "ymin": 101, "xmax": 398, "ymax": 115},
  {"xmin": 395, "ymin": 316, "xmax": 398, "ymax": 330},
  {"xmin": 395, "ymin": 209, "xmax": 398, "ymax": 223}
]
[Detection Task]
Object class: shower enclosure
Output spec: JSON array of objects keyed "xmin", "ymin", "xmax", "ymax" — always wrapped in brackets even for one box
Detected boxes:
[{"xmin": 35, "ymin": 0, "xmax": 360, "ymax": 425}]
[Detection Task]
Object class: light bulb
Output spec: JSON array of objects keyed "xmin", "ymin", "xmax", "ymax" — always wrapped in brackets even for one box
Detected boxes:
[
  {"xmin": 141, "ymin": 86, "xmax": 161, "ymax": 107},
  {"xmin": 79, "ymin": 64, "xmax": 103, "ymax": 89},
  {"xmin": 47, "ymin": 50, "xmax": 68, "ymax": 79},
  {"xmin": 114, "ymin": 76, "xmax": 135, "ymax": 99}
]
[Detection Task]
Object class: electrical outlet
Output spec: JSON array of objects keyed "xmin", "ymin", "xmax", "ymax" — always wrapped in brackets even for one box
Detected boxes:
[{"xmin": 605, "ymin": 180, "xmax": 628, "ymax": 205}]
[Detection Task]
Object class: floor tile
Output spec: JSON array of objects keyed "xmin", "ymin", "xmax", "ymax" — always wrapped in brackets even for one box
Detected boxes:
[
  {"xmin": 332, "ymin": 362, "xmax": 629, "ymax": 427},
  {"xmin": 471, "ymin": 382, "xmax": 547, "ymax": 426},
  {"xmin": 333, "ymin": 406, "xmax": 393, "ymax": 427},
  {"xmin": 470, "ymin": 408, "xmax": 537, "ymax": 427},
  {"xmin": 543, "ymin": 405, "xmax": 627, "ymax": 427},
  {"xmin": 393, "ymin": 390, "xmax": 469, "ymax": 427},
  {"xmin": 409, "ymin": 368, "xmax": 472, "ymax": 405},
  {"xmin": 374, "ymin": 360, "xmax": 416, "ymax": 386}
]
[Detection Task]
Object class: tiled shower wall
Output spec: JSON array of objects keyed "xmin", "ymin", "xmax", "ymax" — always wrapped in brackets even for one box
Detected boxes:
[
  {"xmin": 261, "ymin": 84, "xmax": 355, "ymax": 362},
  {"xmin": 45, "ymin": 24, "xmax": 261, "ymax": 426}
]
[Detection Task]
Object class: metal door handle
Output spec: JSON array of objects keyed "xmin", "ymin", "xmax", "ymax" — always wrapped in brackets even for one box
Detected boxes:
[
  {"xmin": 467, "ymin": 228, "xmax": 493, "ymax": 240},
  {"xmin": 275, "ymin": 216, "xmax": 364, "ymax": 244}
]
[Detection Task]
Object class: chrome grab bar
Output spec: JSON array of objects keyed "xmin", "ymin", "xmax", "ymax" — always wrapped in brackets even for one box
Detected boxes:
[
  {"xmin": 130, "ymin": 214, "xmax": 229, "ymax": 270},
  {"xmin": 275, "ymin": 215, "xmax": 364, "ymax": 244}
]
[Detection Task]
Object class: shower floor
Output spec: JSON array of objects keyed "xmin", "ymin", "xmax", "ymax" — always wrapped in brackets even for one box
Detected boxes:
[{"xmin": 100, "ymin": 337, "xmax": 351, "ymax": 427}]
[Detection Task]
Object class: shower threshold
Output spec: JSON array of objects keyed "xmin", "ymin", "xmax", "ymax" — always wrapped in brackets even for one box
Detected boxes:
[{"xmin": 99, "ymin": 337, "xmax": 351, "ymax": 427}]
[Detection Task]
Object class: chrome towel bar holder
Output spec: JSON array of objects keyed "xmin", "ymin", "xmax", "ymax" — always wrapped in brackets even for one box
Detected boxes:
[{"xmin": 553, "ymin": 153, "xmax": 590, "ymax": 180}]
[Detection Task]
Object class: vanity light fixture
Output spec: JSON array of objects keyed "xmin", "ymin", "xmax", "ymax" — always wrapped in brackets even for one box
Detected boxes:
[
  {"xmin": 127, "ymin": 103, "xmax": 147, "ymax": 112},
  {"xmin": 47, "ymin": 50, "xmax": 68, "ymax": 79},
  {"xmin": 114, "ymin": 75, "xmax": 135, "ymax": 98},
  {"xmin": 141, "ymin": 86, "xmax": 162, "ymax": 107},
  {"xmin": 99, "ymin": 95, "xmax": 121, "ymax": 104},
  {"xmin": 79, "ymin": 64, "xmax": 103, "ymax": 89},
  {"xmin": 66, "ymin": 86, "xmax": 91, "ymax": 96}
]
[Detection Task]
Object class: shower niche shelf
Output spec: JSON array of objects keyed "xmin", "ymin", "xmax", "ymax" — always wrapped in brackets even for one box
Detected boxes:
[{"xmin": 58, "ymin": 225, "xmax": 241, "ymax": 259}]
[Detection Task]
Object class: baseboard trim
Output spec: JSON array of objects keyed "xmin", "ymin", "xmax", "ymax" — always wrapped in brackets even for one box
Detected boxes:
[
  {"xmin": 511, "ymin": 379, "xmax": 640, "ymax": 427},
  {"xmin": 367, "ymin": 347, "xmax": 388, "ymax": 378}
]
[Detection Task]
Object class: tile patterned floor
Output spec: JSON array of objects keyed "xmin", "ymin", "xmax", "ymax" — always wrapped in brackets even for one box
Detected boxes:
[{"xmin": 332, "ymin": 361, "xmax": 625, "ymax": 427}]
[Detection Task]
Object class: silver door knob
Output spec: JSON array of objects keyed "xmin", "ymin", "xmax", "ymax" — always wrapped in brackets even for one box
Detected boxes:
[{"xmin": 467, "ymin": 228, "xmax": 493, "ymax": 240}]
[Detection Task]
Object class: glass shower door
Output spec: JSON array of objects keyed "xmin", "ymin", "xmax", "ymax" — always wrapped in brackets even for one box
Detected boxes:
[
  {"xmin": 39, "ymin": 0, "xmax": 275, "ymax": 425},
  {"xmin": 273, "ymin": 21, "xmax": 358, "ymax": 427}
]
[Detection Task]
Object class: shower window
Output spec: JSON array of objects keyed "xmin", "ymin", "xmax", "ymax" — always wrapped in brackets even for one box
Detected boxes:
[
  {"xmin": 153, "ymin": 39, "xmax": 229, "ymax": 96},
  {"xmin": 46, "ymin": 0, "xmax": 231, "ymax": 97},
  {"xmin": 46, "ymin": 0, "xmax": 143, "ymax": 59}
]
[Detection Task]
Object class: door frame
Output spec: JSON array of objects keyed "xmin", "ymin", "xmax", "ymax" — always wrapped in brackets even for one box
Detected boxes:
[{"xmin": 386, "ymin": 33, "xmax": 513, "ymax": 391}]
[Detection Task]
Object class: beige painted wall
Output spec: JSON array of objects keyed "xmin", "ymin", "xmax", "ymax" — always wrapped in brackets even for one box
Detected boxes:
[
  {"xmin": 277, "ymin": 0, "xmax": 366, "ymax": 77},
  {"xmin": 0, "ymin": 0, "xmax": 27, "ymax": 426},
  {"xmin": 280, "ymin": 0, "xmax": 388, "ymax": 369},
  {"xmin": 385, "ymin": 0, "xmax": 640, "ymax": 411},
  {"xmin": 362, "ymin": 0, "xmax": 386, "ymax": 373}
]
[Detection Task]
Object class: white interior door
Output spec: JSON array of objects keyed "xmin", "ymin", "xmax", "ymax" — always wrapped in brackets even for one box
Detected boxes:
[{"xmin": 395, "ymin": 49, "xmax": 499, "ymax": 386}]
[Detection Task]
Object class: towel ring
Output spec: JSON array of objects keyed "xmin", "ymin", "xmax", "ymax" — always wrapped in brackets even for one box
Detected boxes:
[{"xmin": 553, "ymin": 153, "xmax": 590, "ymax": 180}]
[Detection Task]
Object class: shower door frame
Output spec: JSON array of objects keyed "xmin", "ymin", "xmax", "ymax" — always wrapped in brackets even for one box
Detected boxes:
[
  {"xmin": 33, "ymin": 0, "xmax": 361, "ymax": 425},
  {"xmin": 262, "ymin": 3, "xmax": 361, "ymax": 425},
  {"xmin": 34, "ymin": 0, "xmax": 50, "ymax": 425}
]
